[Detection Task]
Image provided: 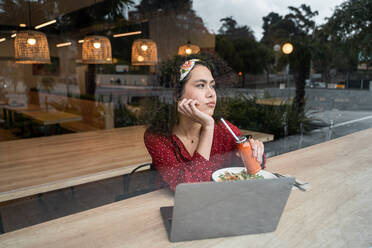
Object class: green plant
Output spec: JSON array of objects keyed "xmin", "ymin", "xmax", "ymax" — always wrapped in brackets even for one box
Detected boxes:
[
  {"xmin": 220, "ymin": 96, "xmax": 313, "ymax": 139},
  {"xmin": 136, "ymin": 97, "xmax": 178, "ymax": 136},
  {"xmin": 114, "ymin": 98, "xmax": 138, "ymax": 128}
]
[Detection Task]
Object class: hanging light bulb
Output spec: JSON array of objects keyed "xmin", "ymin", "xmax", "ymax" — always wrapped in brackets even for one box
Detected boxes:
[
  {"xmin": 82, "ymin": 36, "xmax": 112, "ymax": 64},
  {"xmin": 15, "ymin": 1, "xmax": 51, "ymax": 64},
  {"xmin": 137, "ymin": 56, "xmax": 144, "ymax": 62},
  {"xmin": 27, "ymin": 38, "xmax": 36, "ymax": 45},
  {"xmin": 132, "ymin": 39, "xmax": 158, "ymax": 66},
  {"xmin": 15, "ymin": 30, "xmax": 51, "ymax": 64},
  {"xmin": 93, "ymin": 42, "xmax": 101, "ymax": 49}
]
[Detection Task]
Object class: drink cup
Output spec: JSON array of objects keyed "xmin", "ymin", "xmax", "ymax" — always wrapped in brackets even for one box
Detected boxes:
[{"xmin": 236, "ymin": 136, "xmax": 261, "ymax": 175}]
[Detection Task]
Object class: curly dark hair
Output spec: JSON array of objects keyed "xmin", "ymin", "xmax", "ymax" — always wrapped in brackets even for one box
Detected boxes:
[{"xmin": 144, "ymin": 54, "xmax": 223, "ymax": 137}]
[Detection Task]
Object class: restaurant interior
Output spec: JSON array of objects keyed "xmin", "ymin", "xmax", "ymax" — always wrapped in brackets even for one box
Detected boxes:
[
  {"xmin": 0, "ymin": 0, "xmax": 220, "ymax": 233},
  {"xmin": 0, "ymin": 0, "xmax": 217, "ymax": 139}
]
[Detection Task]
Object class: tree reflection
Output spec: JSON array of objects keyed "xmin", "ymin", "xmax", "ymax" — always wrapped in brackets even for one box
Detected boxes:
[
  {"xmin": 218, "ymin": 16, "xmax": 255, "ymax": 40},
  {"xmin": 135, "ymin": 0, "xmax": 213, "ymax": 63},
  {"xmin": 216, "ymin": 17, "xmax": 272, "ymax": 87},
  {"xmin": 136, "ymin": 0, "xmax": 192, "ymax": 14}
]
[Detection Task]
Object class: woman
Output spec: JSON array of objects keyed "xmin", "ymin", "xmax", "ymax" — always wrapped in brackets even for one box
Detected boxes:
[{"xmin": 144, "ymin": 57, "xmax": 265, "ymax": 191}]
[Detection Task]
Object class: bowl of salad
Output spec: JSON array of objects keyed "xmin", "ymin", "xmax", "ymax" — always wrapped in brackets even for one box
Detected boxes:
[{"xmin": 212, "ymin": 167, "xmax": 277, "ymax": 182}]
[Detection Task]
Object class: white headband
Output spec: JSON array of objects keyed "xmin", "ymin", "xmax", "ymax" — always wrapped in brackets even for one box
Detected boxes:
[{"xmin": 179, "ymin": 59, "xmax": 200, "ymax": 81}]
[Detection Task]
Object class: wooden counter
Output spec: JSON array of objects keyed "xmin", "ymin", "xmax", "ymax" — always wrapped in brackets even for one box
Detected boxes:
[
  {"xmin": 0, "ymin": 125, "xmax": 151, "ymax": 203},
  {"xmin": 1, "ymin": 128, "xmax": 371, "ymax": 247},
  {"xmin": 0, "ymin": 125, "xmax": 272, "ymax": 203}
]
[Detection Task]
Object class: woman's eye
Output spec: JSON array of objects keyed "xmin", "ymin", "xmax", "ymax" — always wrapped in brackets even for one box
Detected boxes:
[
  {"xmin": 211, "ymin": 84, "xmax": 216, "ymax": 88},
  {"xmin": 196, "ymin": 84, "xmax": 204, "ymax": 88}
]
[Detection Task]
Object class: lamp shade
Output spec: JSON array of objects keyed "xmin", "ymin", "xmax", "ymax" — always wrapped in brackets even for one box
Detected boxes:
[
  {"xmin": 131, "ymin": 39, "xmax": 157, "ymax": 66},
  {"xmin": 178, "ymin": 43, "xmax": 200, "ymax": 56},
  {"xmin": 82, "ymin": 35, "xmax": 112, "ymax": 64},
  {"xmin": 15, "ymin": 30, "xmax": 51, "ymax": 64}
]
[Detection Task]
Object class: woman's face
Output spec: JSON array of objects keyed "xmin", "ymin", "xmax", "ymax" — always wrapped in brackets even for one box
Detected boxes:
[{"xmin": 180, "ymin": 65, "xmax": 217, "ymax": 116}]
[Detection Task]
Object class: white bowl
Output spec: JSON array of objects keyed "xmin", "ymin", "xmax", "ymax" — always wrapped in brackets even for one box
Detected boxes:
[{"xmin": 212, "ymin": 167, "xmax": 277, "ymax": 182}]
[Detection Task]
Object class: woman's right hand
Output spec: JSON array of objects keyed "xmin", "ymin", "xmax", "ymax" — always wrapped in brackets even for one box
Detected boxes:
[
  {"xmin": 235, "ymin": 138, "xmax": 264, "ymax": 165},
  {"xmin": 178, "ymin": 98, "xmax": 214, "ymax": 127}
]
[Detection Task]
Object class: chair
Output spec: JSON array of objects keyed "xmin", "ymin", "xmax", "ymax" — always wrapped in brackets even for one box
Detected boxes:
[{"xmin": 115, "ymin": 163, "xmax": 166, "ymax": 201}]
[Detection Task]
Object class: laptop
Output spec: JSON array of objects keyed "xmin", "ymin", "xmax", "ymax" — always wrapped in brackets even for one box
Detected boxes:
[{"xmin": 160, "ymin": 177, "xmax": 295, "ymax": 242}]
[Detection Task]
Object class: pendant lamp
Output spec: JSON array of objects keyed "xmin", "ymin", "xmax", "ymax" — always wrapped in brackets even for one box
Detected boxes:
[
  {"xmin": 82, "ymin": 35, "xmax": 112, "ymax": 64},
  {"xmin": 15, "ymin": 30, "xmax": 51, "ymax": 64},
  {"xmin": 178, "ymin": 42, "xmax": 200, "ymax": 56},
  {"xmin": 131, "ymin": 39, "xmax": 158, "ymax": 66},
  {"xmin": 15, "ymin": 1, "xmax": 51, "ymax": 64}
]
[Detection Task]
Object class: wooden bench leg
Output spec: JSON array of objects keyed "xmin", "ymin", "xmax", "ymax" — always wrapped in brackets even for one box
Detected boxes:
[
  {"xmin": 122, "ymin": 174, "xmax": 130, "ymax": 195},
  {"xmin": 0, "ymin": 211, "xmax": 4, "ymax": 234}
]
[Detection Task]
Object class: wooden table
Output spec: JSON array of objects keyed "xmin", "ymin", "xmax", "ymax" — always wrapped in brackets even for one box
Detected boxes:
[
  {"xmin": 0, "ymin": 128, "xmax": 371, "ymax": 247},
  {"xmin": 0, "ymin": 125, "xmax": 273, "ymax": 203},
  {"xmin": 0, "ymin": 104, "xmax": 42, "ymax": 128},
  {"xmin": 0, "ymin": 125, "xmax": 151, "ymax": 203},
  {"xmin": 240, "ymin": 129, "xmax": 274, "ymax": 142},
  {"xmin": 1, "ymin": 104, "xmax": 81, "ymax": 126},
  {"xmin": 2, "ymin": 104, "xmax": 42, "ymax": 112},
  {"xmin": 19, "ymin": 110, "xmax": 82, "ymax": 125},
  {"xmin": 255, "ymin": 98, "xmax": 292, "ymax": 106}
]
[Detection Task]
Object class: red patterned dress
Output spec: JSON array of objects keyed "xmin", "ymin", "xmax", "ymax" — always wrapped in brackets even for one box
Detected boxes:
[{"xmin": 144, "ymin": 120, "xmax": 266, "ymax": 191}]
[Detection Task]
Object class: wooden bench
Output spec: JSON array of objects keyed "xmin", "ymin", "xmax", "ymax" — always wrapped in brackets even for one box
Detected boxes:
[{"xmin": 60, "ymin": 121, "xmax": 100, "ymax": 132}]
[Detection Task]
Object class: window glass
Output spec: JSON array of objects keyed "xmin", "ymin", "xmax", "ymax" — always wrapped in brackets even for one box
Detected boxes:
[{"xmin": 0, "ymin": 0, "xmax": 371, "ymax": 233}]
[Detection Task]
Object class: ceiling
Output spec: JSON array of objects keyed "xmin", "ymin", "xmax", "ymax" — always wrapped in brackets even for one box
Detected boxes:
[{"xmin": 0, "ymin": 0, "xmax": 104, "ymax": 27}]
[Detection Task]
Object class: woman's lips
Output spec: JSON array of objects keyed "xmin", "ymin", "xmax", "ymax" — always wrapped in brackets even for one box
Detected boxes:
[{"xmin": 207, "ymin": 102, "xmax": 216, "ymax": 108}]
